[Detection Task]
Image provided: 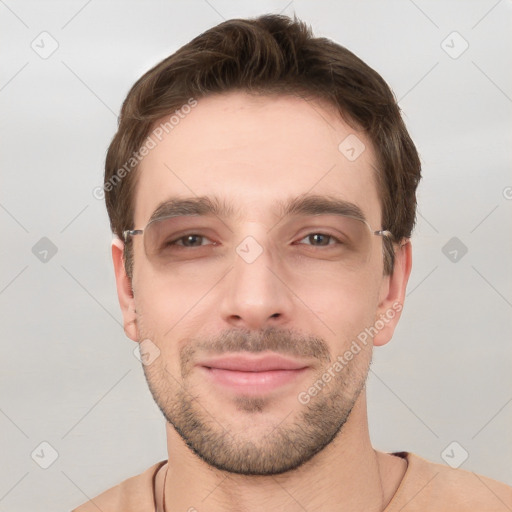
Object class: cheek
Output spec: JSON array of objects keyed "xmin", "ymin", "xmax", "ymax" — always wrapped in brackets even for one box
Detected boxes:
[
  {"xmin": 133, "ymin": 266, "xmax": 217, "ymax": 352},
  {"xmin": 135, "ymin": 258, "xmax": 211, "ymax": 300},
  {"xmin": 292, "ymin": 267, "xmax": 380, "ymax": 338}
]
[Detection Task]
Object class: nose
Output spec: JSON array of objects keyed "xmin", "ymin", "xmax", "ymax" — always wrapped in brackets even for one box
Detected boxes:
[{"xmin": 219, "ymin": 234, "xmax": 294, "ymax": 331}]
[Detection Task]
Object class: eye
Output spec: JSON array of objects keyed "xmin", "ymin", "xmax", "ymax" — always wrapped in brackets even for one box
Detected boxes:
[
  {"xmin": 296, "ymin": 233, "xmax": 342, "ymax": 247},
  {"xmin": 169, "ymin": 234, "xmax": 214, "ymax": 248}
]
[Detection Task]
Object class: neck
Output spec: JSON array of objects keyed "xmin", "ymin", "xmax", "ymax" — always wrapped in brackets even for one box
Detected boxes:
[{"xmin": 155, "ymin": 393, "xmax": 407, "ymax": 512}]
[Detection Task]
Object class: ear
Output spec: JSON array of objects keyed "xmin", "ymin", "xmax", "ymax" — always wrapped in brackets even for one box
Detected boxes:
[
  {"xmin": 111, "ymin": 236, "xmax": 138, "ymax": 342},
  {"xmin": 373, "ymin": 240, "xmax": 412, "ymax": 347}
]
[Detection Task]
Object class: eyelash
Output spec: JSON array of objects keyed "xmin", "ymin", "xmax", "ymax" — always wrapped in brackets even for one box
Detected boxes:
[{"xmin": 168, "ymin": 232, "xmax": 343, "ymax": 249}]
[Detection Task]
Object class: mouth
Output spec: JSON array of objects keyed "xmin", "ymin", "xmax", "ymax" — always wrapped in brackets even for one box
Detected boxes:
[{"xmin": 197, "ymin": 353, "xmax": 311, "ymax": 395}]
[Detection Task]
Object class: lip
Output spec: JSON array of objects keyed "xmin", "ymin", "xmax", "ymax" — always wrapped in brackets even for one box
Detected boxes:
[
  {"xmin": 198, "ymin": 353, "xmax": 309, "ymax": 372},
  {"xmin": 197, "ymin": 353, "xmax": 311, "ymax": 395}
]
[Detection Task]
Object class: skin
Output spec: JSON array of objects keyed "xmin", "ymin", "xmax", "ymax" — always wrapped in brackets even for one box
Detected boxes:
[{"xmin": 112, "ymin": 91, "xmax": 412, "ymax": 511}]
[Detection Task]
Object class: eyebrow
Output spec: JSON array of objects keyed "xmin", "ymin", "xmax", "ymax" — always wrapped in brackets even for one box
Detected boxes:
[{"xmin": 147, "ymin": 193, "xmax": 367, "ymax": 227}]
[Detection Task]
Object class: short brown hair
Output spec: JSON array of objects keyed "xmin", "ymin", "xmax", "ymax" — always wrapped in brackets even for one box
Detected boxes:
[{"xmin": 104, "ymin": 13, "xmax": 421, "ymax": 279}]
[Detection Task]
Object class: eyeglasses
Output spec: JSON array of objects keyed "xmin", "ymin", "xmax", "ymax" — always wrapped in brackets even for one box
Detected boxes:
[{"xmin": 123, "ymin": 214, "xmax": 394, "ymax": 269}]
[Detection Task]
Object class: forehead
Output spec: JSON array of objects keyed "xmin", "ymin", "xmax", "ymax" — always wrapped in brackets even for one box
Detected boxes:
[{"xmin": 133, "ymin": 91, "xmax": 381, "ymax": 226}]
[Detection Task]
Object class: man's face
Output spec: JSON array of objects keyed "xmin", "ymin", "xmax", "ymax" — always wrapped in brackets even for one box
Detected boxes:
[{"xmin": 125, "ymin": 92, "xmax": 394, "ymax": 475}]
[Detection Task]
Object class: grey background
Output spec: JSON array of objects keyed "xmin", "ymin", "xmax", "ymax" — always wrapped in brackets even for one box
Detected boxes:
[{"xmin": 1, "ymin": 0, "xmax": 511, "ymax": 510}]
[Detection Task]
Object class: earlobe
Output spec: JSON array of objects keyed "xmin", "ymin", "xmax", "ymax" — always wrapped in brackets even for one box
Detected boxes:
[
  {"xmin": 373, "ymin": 240, "xmax": 413, "ymax": 347},
  {"xmin": 111, "ymin": 236, "xmax": 139, "ymax": 342}
]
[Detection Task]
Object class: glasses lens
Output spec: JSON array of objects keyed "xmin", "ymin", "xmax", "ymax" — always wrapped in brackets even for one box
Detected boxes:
[
  {"xmin": 143, "ymin": 216, "xmax": 183, "ymax": 264},
  {"xmin": 142, "ymin": 215, "xmax": 378, "ymax": 267},
  {"xmin": 324, "ymin": 215, "xmax": 373, "ymax": 266}
]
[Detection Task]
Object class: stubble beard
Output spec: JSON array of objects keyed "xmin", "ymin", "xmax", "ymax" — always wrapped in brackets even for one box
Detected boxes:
[{"xmin": 141, "ymin": 326, "xmax": 372, "ymax": 475}]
